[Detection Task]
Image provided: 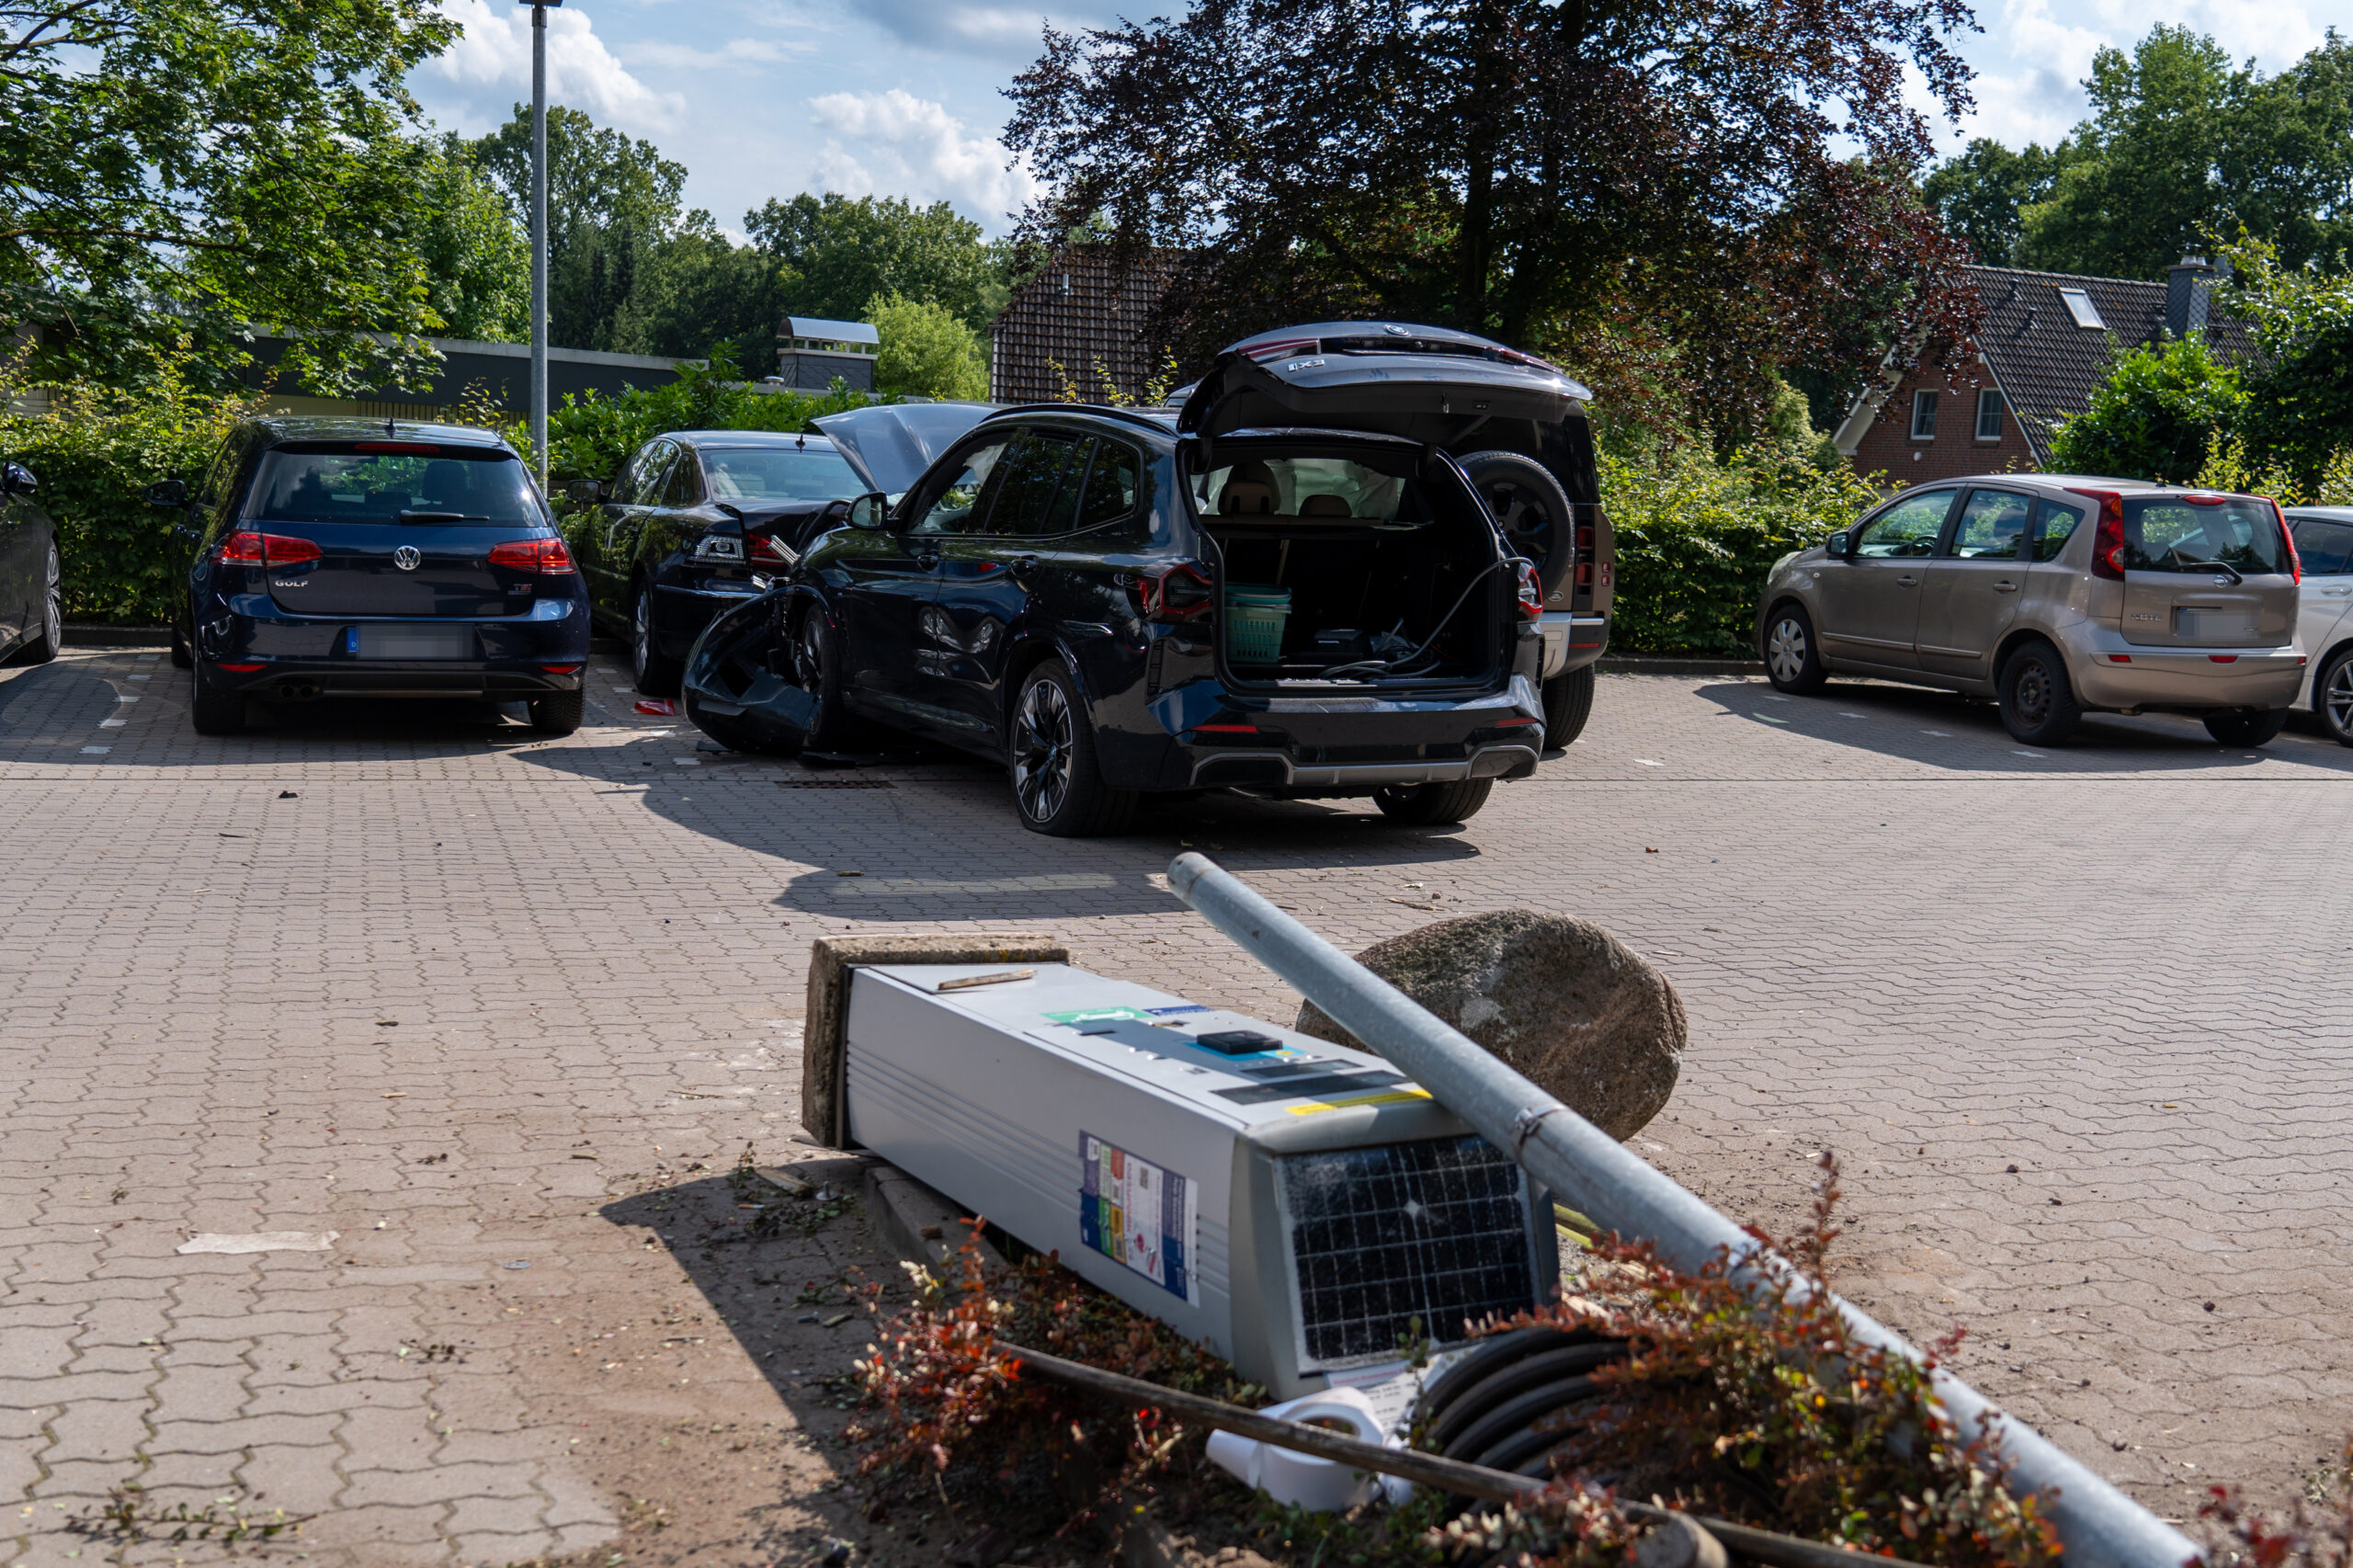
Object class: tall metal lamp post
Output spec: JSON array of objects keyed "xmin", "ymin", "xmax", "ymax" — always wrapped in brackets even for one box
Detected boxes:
[{"xmin": 521, "ymin": 0, "xmax": 560, "ymax": 485}]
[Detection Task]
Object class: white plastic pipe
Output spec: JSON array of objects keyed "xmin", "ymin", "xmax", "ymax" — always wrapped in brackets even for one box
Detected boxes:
[{"xmin": 1167, "ymin": 852, "xmax": 2197, "ymax": 1568}]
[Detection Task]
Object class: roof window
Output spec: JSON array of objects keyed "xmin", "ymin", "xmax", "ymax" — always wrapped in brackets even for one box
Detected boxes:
[{"xmin": 2056, "ymin": 288, "xmax": 2104, "ymax": 329}]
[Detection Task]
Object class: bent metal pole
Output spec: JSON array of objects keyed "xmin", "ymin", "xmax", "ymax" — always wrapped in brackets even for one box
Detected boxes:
[{"xmin": 1165, "ymin": 852, "xmax": 2199, "ymax": 1568}]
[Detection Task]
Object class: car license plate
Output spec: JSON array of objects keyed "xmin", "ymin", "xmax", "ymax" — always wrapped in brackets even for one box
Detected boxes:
[
  {"xmin": 355, "ymin": 625, "xmax": 474, "ymax": 660},
  {"xmin": 2177, "ymin": 609, "xmax": 2252, "ymax": 641}
]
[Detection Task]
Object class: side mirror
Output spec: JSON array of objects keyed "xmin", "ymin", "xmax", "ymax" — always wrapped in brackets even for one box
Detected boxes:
[
  {"xmin": 1824, "ymin": 530, "xmax": 1850, "ymax": 558},
  {"xmin": 6, "ymin": 462, "xmax": 40, "ymax": 498},
  {"xmin": 142, "ymin": 478, "xmax": 186, "ymax": 507},
  {"xmin": 565, "ymin": 479, "xmax": 606, "ymax": 507},
  {"xmin": 847, "ymin": 492, "xmax": 890, "ymax": 530}
]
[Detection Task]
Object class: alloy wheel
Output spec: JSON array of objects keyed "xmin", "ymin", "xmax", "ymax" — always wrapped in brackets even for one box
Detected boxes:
[
  {"xmin": 2326, "ymin": 659, "xmax": 2353, "ymax": 739},
  {"xmin": 42, "ymin": 547, "xmax": 60, "ymax": 648},
  {"xmin": 1484, "ymin": 483, "xmax": 1553, "ymax": 572},
  {"xmin": 632, "ymin": 587, "xmax": 654, "ymax": 682},
  {"xmin": 1012, "ymin": 676, "xmax": 1074, "ymax": 824},
  {"xmin": 1766, "ymin": 616, "xmax": 1808, "ymax": 684}
]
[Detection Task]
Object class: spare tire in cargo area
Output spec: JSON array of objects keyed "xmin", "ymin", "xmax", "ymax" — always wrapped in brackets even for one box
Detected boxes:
[{"xmin": 1460, "ymin": 449, "xmax": 1594, "ymax": 746}]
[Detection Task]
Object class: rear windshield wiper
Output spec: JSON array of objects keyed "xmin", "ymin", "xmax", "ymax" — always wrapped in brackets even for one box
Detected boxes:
[
  {"xmin": 398, "ymin": 510, "xmax": 490, "ymax": 525},
  {"xmin": 2165, "ymin": 548, "xmax": 2244, "ymax": 583}
]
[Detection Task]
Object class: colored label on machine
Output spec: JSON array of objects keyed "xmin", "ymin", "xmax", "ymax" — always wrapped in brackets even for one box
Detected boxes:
[
  {"xmin": 1044, "ymin": 1006, "xmax": 1154, "ymax": 1028},
  {"xmin": 1079, "ymin": 1133, "xmax": 1196, "ymax": 1304}
]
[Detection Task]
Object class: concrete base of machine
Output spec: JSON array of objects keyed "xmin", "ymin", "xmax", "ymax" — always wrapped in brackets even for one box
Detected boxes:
[
  {"xmin": 861, "ymin": 1161, "xmax": 1007, "ymax": 1275},
  {"xmin": 801, "ymin": 933, "xmax": 1073, "ymax": 1146}
]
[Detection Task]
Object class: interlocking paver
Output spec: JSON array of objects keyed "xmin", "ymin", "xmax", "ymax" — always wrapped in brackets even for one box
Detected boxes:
[{"xmin": 3, "ymin": 650, "xmax": 2348, "ymax": 1563}]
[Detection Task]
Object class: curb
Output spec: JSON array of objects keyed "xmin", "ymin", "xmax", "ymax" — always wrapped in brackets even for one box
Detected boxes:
[
  {"xmin": 64, "ymin": 624, "xmax": 171, "ymax": 648},
  {"xmin": 1600, "ymin": 656, "xmax": 1765, "ymax": 676}
]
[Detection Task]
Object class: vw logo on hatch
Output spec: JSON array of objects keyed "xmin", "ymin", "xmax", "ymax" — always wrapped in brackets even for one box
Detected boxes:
[{"xmin": 392, "ymin": 545, "xmax": 422, "ymax": 572}]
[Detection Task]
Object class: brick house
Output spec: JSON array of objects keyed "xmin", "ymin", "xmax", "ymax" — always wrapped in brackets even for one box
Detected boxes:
[
  {"xmin": 1834, "ymin": 257, "xmax": 2256, "ymax": 485},
  {"xmin": 989, "ymin": 247, "xmax": 1178, "ymax": 405}
]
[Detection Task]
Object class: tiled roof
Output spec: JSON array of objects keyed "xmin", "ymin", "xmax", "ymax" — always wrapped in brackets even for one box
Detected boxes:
[
  {"xmin": 989, "ymin": 247, "xmax": 1178, "ymax": 405},
  {"xmin": 1970, "ymin": 265, "xmax": 2257, "ymax": 465}
]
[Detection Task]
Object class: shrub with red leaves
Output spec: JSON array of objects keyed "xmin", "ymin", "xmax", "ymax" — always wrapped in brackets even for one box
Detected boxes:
[
  {"xmin": 2200, "ymin": 1443, "xmax": 2353, "ymax": 1568},
  {"xmin": 847, "ymin": 1222, "xmax": 1255, "ymax": 1531},
  {"xmin": 1457, "ymin": 1153, "xmax": 2063, "ymax": 1568}
]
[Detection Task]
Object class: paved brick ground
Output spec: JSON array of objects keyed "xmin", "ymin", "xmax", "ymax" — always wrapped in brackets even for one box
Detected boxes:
[{"xmin": 4, "ymin": 652, "xmax": 2348, "ymax": 1564}]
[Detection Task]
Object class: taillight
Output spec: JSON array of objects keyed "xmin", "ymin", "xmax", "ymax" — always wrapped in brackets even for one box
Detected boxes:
[
  {"xmin": 2272, "ymin": 500, "xmax": 2301, "ymax": 584},
  {"xmin": 1243, "ymin": 337, "xmax": 1320, "ymax": 362},
  {"xmin": 219, "ymin": 530, "xmax": 320, "ymax": 566},
  {"xmin": 1515, "ymin": 561, "xmax": 1542, "ymax": 619},
  {"xmin": 487, "ymin": 538, "xmax": 576, "ymax": 574},
  {"xmin": 748, "ymin": 531, "xmax": 790, "ymax": 564},
  {"xmin": 2069, "ymin": 487, "xmax": 2126, "ymax": 580},
  {"xmin": 1131, "ymin": 562, "xmax": 1213, "ymax": 622}
]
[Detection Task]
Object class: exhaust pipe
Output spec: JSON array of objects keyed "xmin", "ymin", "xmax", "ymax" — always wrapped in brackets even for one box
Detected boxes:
[{"xmin": 273, "ymin": 680, "xmax": 322, "ymax": 701}]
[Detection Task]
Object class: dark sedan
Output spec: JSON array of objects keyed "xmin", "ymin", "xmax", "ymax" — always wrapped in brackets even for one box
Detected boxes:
[
  {"xmin": 0, "ymin": 458, "xmax": 62, "ymax": 665},
  {"xmin": 567, "ymin": 429, "xmax": 863, "ymax": 695},
  {"xmin": 681, "ymin": 323, "xmax": 1602, "ymax": 835},
  {"xmin": 152, "ymin": 417, "xmax": 588, "ymax": 736}
]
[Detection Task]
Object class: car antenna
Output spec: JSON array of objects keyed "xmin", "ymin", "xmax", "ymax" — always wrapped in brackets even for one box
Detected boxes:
[
  {"xmin": 796, "ymin": 430, "xmax": 806, "ymax": 449},
  {"xmin": 384, "ymin": 416, "xmax": 396, "ymax": 438}
]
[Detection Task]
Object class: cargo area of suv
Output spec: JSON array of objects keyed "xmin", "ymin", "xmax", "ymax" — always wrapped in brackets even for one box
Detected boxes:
[{"xmin": 1191, "ymin": 439, "xmax": 1509, "ymax": 689}]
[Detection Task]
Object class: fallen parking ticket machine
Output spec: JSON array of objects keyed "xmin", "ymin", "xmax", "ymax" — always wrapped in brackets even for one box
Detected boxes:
[{"xmin": 841, "ymin": 961, "xmax": 1556, "ymax": 1400}]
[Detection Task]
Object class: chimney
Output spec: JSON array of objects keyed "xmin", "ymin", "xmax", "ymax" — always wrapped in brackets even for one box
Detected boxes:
[{"xmin": 2166, "ymin": 252, "xmax": 2216, "ymax": 337}]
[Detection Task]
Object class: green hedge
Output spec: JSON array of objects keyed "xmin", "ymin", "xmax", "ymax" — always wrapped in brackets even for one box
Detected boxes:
[
  {"xmin": 0, "ymin": 369, "xmax": 259, "ymax": 625},
  {"xmin": 1601, "ymin": 442, "xmax": 1881, "ymax": 655}
]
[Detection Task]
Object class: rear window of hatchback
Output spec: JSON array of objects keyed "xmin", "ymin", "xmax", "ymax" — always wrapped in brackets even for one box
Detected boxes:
[
  {"xmin": 244, "ymin": 444, "xmax": 544, "ymax": 528},
  {"xmin": 2122, "ymin": 496, "xmax": 2290, "ymax": 575}
]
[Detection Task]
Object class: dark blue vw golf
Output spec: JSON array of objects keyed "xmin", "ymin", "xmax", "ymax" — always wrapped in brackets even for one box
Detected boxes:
[{"xmin": 152, "ymin": 417, "xmax": 589, "ymax": 736}]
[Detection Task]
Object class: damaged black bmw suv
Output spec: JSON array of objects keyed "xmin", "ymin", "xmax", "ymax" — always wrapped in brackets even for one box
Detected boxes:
[{"xmin": 679, "ymin": 322, "xmax": 1613, "ymax": 835}]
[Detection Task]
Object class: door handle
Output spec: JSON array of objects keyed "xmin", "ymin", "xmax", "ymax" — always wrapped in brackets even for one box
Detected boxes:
[
  {"xmin": 1993, "ymin": 580, "xmax": 2018, "ymax": 593},
  {"xmin": 1894, "ymin": 574, "xmax": 1919, "ymax": 587},
  {"xmin": 915, "ymin": 551, "xmax": 940, "ymax": 571},
  {"xmin": 1010, "ymin": 554, "xmax": 1039, "ymax": 574}
]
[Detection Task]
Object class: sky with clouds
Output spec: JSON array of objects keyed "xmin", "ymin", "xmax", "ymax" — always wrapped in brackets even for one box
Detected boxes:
[{"xmin": 408, "ymin": 0, "xmax": 2341, "ymax": 242}]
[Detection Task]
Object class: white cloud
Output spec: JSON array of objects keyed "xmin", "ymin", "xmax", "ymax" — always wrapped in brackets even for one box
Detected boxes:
[
  {"xmin": 423, "ymin": 0, "xmax": 685, "ymax": 131},
  {"xmin": 806, "ymin": 89, "xmax": 1041, "ymax": 222},
  {"xmin": 633, "ymin": 37, "xmax": 811, "ymax": 71}
]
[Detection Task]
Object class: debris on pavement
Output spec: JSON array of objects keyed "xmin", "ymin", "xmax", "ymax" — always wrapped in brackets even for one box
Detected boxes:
[{"xmin": 176, "ymin": 1231, "xmax": 337, "ymax": 1255}]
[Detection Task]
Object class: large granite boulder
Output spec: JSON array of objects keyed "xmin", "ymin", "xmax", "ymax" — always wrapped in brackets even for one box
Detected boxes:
[{"xmin": 1294, "ymin": 911, "xmax": 1684, "ymax": 1141}]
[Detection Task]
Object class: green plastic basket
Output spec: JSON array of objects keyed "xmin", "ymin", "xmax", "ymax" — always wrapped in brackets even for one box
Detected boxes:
[{"xmin": 1223, "ymin": 586, "xmax": 1291, "ymax": 665}]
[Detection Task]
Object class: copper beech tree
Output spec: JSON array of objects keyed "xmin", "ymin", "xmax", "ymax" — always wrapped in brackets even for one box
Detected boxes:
[{"xmin": 1004, "ymin": 0, "xmax": 1986, "ymax": 437}]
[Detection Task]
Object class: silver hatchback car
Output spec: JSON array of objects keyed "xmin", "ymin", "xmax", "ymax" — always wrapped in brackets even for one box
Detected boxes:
[{"xmin": 1755, "ymin": 474, "xmax": 2307, "ymax": 746}]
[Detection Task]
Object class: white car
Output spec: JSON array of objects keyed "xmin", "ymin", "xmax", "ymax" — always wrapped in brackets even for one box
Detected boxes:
[{"xmin": 2289, "ymin": 506, "xmax": 2353, "ymax": 744}]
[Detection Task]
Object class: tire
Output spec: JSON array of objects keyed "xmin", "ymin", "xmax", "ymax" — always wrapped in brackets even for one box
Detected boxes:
[
  {"xmin": 188, "ymin": 659, "xmax": 244, "ymax": 736},
  {"xmin": 1996, "ymin": 639, "xmax": 2082, "ymax": 745},
  {"xmin": 1541, "ymin": 665, "xmax": 1595, "ymax": 746},
  {"xmin": 2313, "ymin": 646, "xmax": 2353, "ymax": 746},
  {"xmin": 1009, "ymin": 661, "xmax": 1136, "ymax": 836},
  {"xmin": 789, "ymin": 606, "xmax": 856, "ymax": 752},
  {"xmin": 631, "ymin": 580, "xmax": 683, "ymax": 697},
  {"xmin": 1374, "ymin": 778, "xmax": 1494, "ymax": 824},
  {"xmin": 169, "ymin": 622, "xmax": 193, "ymax": 669},
  {"xmin": 17, "ymin": 544, "xmax": 60, "ymax": 665},
  {"xmin": 1761, "ymin": 601, "xmax": 1827, "ymax": 694},
  {"xmin": 527, "ymin": 688, "xmax": 585, "ymax": 735},
  {"xmin": 2203, "ymin": 707, "xmax": 2288, "ymax": 747},
  {"xmin": 1460, "ymin": 450, "xmax": 1574, "ymax": 586}
]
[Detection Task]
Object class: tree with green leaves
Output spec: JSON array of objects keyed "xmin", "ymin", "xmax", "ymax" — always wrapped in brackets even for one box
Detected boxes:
[
  {"xmin": 2045, "ymin": 336, "xmax": 2245, "ymax": 483},
  {"xmin": 1, "ymin": 0, "xmax": 460, "ymax": 391},
  {"xmin": 1922, "ymin": 140, "xmax": 2070, "ymax": 265},
  {"xmin": 867, "ymin": 293, "xmax": 988, "ymax": 401},
  {"xmin": 1926, "ymin": 27, "xmax": 2353, "ymax": 280},
  {"xmin": 2223, "ymin": 236, "xmax": 2353, "ymax": 494},
  {"xmin": 465, "ymin": 105, "xmax": 689, "ymax": 353},
  {"xmin": 750, "ymin": 194, "xmax": 1011, "ymax": 333},
  {"xmin": 415, "ymin": 137, "xmax": 530, "ymax": 343},
  {"xmin": 1004, "ymin": 0, "xmax": 1982, "ymax": 440}
]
